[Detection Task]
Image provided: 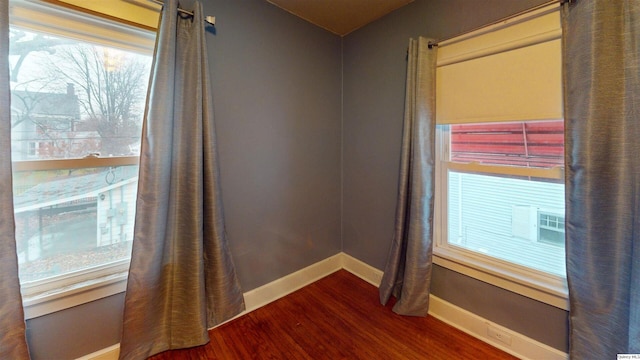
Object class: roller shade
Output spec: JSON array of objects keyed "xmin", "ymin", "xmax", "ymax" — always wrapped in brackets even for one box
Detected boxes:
[
  {"xmin": 52, "ymin": 0, "xmax": 160, "ymax": 29},
  {"xmin": 435, "ymin": 4, "xmax": 562, "ymax": 124},
  {"xmin": 9, "ymin": 0, "xmax": 156, "ymax": 53}
]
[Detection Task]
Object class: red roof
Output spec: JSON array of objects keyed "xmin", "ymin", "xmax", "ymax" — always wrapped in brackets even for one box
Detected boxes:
[{"xmin": 450, "ymin": 120, "xmax": 564, "ymax": 168}]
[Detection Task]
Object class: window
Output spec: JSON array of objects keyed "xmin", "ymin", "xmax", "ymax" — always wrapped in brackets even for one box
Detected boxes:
[
  {"xmin": 437, "ymin": 121, "xmax": 565, "ymax": 277},
  {"xmin": 26, "ymin": 141, "xmax": 38, "ymax": 157},
  {"xmin": 9, "ymin": 0, "xmax": 155, "ymax": 318},
  {"xmin": 433, "ymin": 4, "xmax": 567, "ymax": 308},
  {"xmin": 538, "ymin": 211, "xmax": 565, "ymax": 246}
]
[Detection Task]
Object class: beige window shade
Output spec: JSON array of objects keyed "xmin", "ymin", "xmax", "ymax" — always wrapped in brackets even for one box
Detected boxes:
[
  {"xmin": 9, "ymin": 0, "xmax": 156, "ymax": 53},
  {"xmin": 435, "ymin": 4, "xmax": 562, "ymax": 125},
  {"xmin": 47, "ymin": 0, "xmax": 160, "ymax": 30}
]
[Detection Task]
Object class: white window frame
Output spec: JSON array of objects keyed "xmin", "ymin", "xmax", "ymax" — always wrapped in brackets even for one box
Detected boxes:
[
  {"xmin": 9, "ymin": 0, "xmax": 156, "ymax": 319},
  {"xmin": 432, "ymin": 3, "xmax": 569, "ymax": 311},
  {"xmin": 433, "ymin": 126, "xmax": 568, "ymax": 310}
]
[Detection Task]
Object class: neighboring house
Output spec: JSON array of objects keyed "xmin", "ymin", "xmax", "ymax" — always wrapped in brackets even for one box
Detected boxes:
[
  {"xmin": 13, "ymin": 166, "xmax": 138, "ymax": 279},
  {"xmin": 450, "ymin": 120, "xmax": 564, "ymax": 168},
  {"xmin": 10, "ymin": 83, "xmax": 99, "ymax": 160},
  {"xmin": 448, "ymin": 120, "xmax": 566, "ymax": 276},
  {"xmin": 447, "ymin": 172, "xmax": 565, "ymax": 276}
]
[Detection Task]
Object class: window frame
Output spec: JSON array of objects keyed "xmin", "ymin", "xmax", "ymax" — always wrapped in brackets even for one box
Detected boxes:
[
  {"xmin": 431, "ymin": 3, "xmax": 569, "ymax": 310},
  {"xmin": 9, "ymin": 0, "xmax": 155, "ymax": 319},
  {"xmin": 433, "ymin": 126, "xmax": 568, "ymax": 310}
]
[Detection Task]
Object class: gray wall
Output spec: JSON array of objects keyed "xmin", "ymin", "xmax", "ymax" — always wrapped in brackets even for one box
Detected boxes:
[
  {"xmin": 25, "ymin": 0, "xmax": 572, "ymax": 358},
  {"xmin": 25, "ymin": 0, "xmax": 342, "ymax": 358},
  {"xmin": 207, "ymin": 0, "xmax": 342, "ymax": 291},
  {"xmin": 26, "ymin": 293, "xmax": 125, "ymax": 359},
  {"xmin": 341, "ymin": 0, "xmax": 569, "ymax": 352}
]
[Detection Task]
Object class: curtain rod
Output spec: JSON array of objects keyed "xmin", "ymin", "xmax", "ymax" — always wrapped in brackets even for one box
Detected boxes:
[
  {"xmin": 427, "ymin": 0, "xmax": 569, "ymax": 49},
  {"xmin": 148, "ymin": 0, "xmax": 216, "ymax": 25}
]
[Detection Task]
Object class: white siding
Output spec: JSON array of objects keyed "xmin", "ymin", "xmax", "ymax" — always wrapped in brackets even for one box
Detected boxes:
[{"xmin": 447, "ymin": 171, "xmax": 565, "ymax": 276}]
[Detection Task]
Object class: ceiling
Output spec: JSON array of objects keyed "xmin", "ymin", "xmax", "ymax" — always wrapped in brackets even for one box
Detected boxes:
[{"xmin": 266, "ymin": 0, "xmax": 414, "ymax": 36}]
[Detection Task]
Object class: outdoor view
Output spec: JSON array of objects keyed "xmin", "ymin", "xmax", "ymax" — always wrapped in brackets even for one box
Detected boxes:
[
  {"xmin": 9, "ymin": 27, "xmax": 152, "ymax": 283},
  {"xmin": 445, "ymin": 121, "xmax": 566, "ymax": 277}
]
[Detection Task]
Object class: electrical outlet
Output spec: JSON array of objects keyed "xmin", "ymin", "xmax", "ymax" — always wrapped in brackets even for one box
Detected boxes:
[{"xmin": 487, "ymin": 325, "xmax": 513, "ymax": 346}]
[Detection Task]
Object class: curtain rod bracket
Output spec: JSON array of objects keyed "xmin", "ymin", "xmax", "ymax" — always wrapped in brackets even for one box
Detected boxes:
[{"xmin": 148, "ymin": 0, "xmax": 216, "ymax": 26}]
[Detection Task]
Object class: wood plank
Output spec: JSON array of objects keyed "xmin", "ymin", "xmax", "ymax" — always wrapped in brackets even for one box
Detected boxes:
[{"xmin": 149, "ymin": 270, "xmax": 518, "ymax": 360}]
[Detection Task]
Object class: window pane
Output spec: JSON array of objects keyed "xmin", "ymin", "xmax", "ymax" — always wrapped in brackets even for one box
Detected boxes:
[
  {"xmin": 447, "ymin": 170, "xmax": 565, "ymax": 277},
  {"xmin": 9, "ymin": 27, "xmax": 151, "ymax": 160},
  {"xmin": 9, "ymin": 27, "xmax": 151, "ymax": 285},
  {"xmin": 14, "ymin": 166, "xmax": 138, "ymax": 282},
  {"xmin": 450, "ymin": 120, "xmax": 564, "ymax": 168}
]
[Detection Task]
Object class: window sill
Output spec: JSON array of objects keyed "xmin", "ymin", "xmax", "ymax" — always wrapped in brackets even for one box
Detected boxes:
[
  {"xmin": 433, "ymin": 249, "xmax": 568, "ymax": 310},
  {"xmin": 22, "ymin": 261, "xmax": 129, "ymax": 319}
]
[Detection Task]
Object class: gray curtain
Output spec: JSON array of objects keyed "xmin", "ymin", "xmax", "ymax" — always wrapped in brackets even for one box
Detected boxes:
[
  {"xmin": 379, "ymin": 37, "xmax": 436, "ymax": 316},
  {"xmin": 564, "ymin": 0, "xmax": 640, "ymax": 358},
  {"xmin": 0, "ymin": 0, "xmax": 31, "ymax": 358},
  {"xmin": 118, "ymin": 1, "xmax": 245, "ymax": 359}
]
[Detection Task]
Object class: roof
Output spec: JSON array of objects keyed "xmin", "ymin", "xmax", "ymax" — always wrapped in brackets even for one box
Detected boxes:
[
  {"xmin": 11, "ymin": 88, "xmax": 80, "ymax": 119},
  {"xmin": 14, "ymin": 168, "xmax": 138, "ymax": 213}
]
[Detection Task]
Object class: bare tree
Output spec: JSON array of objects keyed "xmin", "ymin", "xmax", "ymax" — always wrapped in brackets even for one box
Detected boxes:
[
  {"xmin": 9, "ymin": 29, "xmax": 71, "ymax": 82},
  {"xmin": 10, "ymin": 31, "xmax": 149, "ymax": 158},
  {"xmin": 45, "ymin": 45, "xmax": 149, "ymax": 156}
]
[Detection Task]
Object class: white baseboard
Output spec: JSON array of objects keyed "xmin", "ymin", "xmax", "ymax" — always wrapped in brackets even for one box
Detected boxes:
[
  {"xmin": 242, "ymin": 253, "xmax": 343, "ymax": 313},
  {"xmin": 78, "ymin": 252, "xmax": 567, "ymax": 360},
  {"xmin": 428, "ymin": 296, "xmax": 568, "ymax": 360},
  {"xmin": 342, "ymin": 254, "xmax": 568, "ymax": 360},
  {"xmin": 340, "ymin": 252, "xmax": 384, "ymax": 287},
  {"xmin": 77, "ymin": 253, "xmax": 344, "ymax": 360},
  {"xmin": 75, "ymin": 344, "xmax": 120, "ymax": 360}
]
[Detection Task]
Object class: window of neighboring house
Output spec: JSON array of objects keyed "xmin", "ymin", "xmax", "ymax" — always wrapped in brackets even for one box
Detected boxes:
[
  {"xmin": 433, "ymin": 4, "xmax": 567, "ymax": 309},
  {"xmin": 538, "ymin": 211, "xmax": 565, "ymax": 246},
  {"xmin": 9, "ymin": 0, "xmax": 155, "ymax": 318},
  {"xmin": 26, "ymin": 141, "xmax": 37, "ymax": 157}
]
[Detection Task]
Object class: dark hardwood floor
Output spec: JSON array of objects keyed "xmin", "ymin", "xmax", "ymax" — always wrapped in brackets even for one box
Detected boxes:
[{"xmin": 149, "ymin": 270, "xmax": 518, "ymax": 359}]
